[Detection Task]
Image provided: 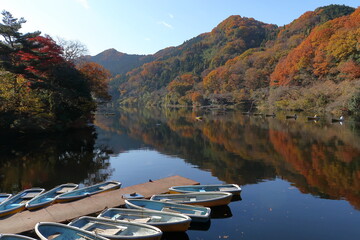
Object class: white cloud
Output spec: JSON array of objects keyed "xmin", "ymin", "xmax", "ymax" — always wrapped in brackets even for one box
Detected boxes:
[
  {"xmin": 158, "ymin": 21, "xmax": 173, "ymax": 29},
  {"xmin": 75, "ymin": 0, "xmax": 90, "ymax": 9},
  {"xmin": 168, "ymin": 13, "xmax": 174, "ymax": 19},
  {"xmin": 145, "ymin": 37, "xmax": 151, "ymax": 41}
]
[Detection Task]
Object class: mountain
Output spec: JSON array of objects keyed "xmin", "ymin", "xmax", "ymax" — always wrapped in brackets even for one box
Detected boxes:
[
  {"xmin": 87, "ymin": 48, "xmax": 153, "ymax": 75},
  {"xmin": 104, "ymin": 5, "xmax": 359, "ymax": 114}
]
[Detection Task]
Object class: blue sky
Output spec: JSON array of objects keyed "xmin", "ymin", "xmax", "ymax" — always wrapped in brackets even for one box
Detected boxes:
[{"xmin": 1, "ymin": 0, "xmax": 359, "ymax": 55}]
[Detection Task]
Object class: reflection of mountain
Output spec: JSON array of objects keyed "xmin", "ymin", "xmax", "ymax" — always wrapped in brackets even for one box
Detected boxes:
[
  {"xmin": 0, "ymin": 127, "xmax": 113, "ymax": 193},
  {"xmin": 94, "ymin": 108, "xmax": 360, "ymax": 209}
]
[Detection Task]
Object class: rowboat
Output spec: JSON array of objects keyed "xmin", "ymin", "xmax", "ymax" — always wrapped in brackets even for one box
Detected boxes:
[
  {"xmin": 55, "ymin": 180, "xmax": 121, "ymax": 203},
  {"xmin": 286, "ymin": 114, "xmax": 297, "ymax": 119},
  {"xmin": 0, "ymin": 193, "xmax": 12, "ymax": 204},
  {"xmin": 125, "ymin": 199, "xmax": 211, "ymax": 223},
  {"xmin": 0, "ymin": 234, "xmax": 37, "ymax": 240},
  {"xmin": 150, "ymin": 192, "xmax": 233, "ymax": 207},
  {"xmin": 35, "ymin": 222, "xmax": 109, "ymax": 240},
  {"xmin": 307, "ymin": 116, "xmax": 320, "ymax": 121},
  {"xmin": 69, "ymin": 216, "xmax": 162, "ymax": 240},
  {"xmin": 332, "ymin": 116, "xmax": 344, "ymax": 123},
  {"xmin": 26, "ymin": 183, "xmax": 78, "ymax": 210},
  {"xmin": 98, "ymin": 208, "xmax": 191, "ymax": 232},
  {"xmin": 0, "ymin": 188, "xmax": 45, "ymax": 217},
  {"xmin": 168, "ymin": 184, "xmax": 241, "ymax": 195}
]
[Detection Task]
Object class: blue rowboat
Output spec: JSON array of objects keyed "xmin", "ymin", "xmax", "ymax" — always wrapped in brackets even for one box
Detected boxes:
[
  {"xmin": 0, "ymin": 193, "xmax": 12, "ymax": 204},
  {"xmin": 26, "ymin": 183, "xmax": 78, "ymax": 210},
  {"xmin": 0, "ymin": 188, "xmax": 45, "ymax": 217},
  {"xmin": 168, "ymin": 184, "xmax": 241, "ymax": 195},
  {"xmin": 55, "ymin": 181, "xmax": 121, "ymax": 203},
  {"xmin": 0, "ymin": 234, "xmax": 37, "ymax": 240},
  {"xmin": 150, "ymin": 192, "xmax": 233, "ymax": 207},
  {"xmin": 98, "ymin": 208, "xmax": 191, "ymax": 232},
  {"xmin": 35, "ymin": 222, "xmax": 109, "ymax": 240},
  {"xmin": 125, "ymin": 199, "xmax": 210, "ymax": 223},
  {"xmin": 69, "ymin": 216, "xmax": 162, "ymax": 240}
]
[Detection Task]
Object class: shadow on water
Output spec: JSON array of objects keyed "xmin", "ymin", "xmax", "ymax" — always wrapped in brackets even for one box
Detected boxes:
[
  {"xmin": 189, "ymin": 220, "xmax": 211, "ymax": 231},
  {"xmin": 0, "ymin": 126, "xmax": 114, "ymax": 193},
  {"xmin": 161, "ymin": 232, "xmax": 189, "ymax": 240},
  {"xmin": 210, "ymin": 205, "xmax": 233, "ymax": 219}
]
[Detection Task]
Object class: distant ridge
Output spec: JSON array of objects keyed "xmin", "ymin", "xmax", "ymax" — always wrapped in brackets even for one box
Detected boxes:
[{"xmin": 87, "ymin": 48, "xmax": 153, "ymax": 75}]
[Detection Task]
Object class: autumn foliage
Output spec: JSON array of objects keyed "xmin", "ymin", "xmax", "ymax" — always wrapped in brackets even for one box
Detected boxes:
[
  {"xmin": 270, "ymin": 7, "xmax": 360, "ymax": 85},
  {"xmin": 0, "ymin": 11, "xmax": 110, "ymax": 132},
  {"xmin": 106, "ymin": 5, "xmax": 358, "ymax": 112}
]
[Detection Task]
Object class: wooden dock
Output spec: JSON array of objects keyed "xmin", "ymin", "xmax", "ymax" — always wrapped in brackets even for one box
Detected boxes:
[{"xmin": 0, "ymin": 175, "xmax": 198, "ymax": 234}]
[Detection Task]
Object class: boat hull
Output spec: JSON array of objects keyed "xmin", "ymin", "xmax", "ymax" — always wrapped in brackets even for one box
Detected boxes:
[
  {"xmin": 150, "ymin": 192, "xmax": 233, "ymax": 207},
  {"xmin": 307, "ymin": 117, "xmax": 320, "ymax": 121},
  {"xmin": 168, "ymin": 184, "xmax": 241, "ymax": 196},
  {"xmin": 125, "ymin": 199, "xmax": 211, "ymax": 223},
  {"xmin": 0, "ymin": 205, "xmax": 26, "ymax": 218},
  {"xmin": 0, "ymin": 188, "xmax": 45, "ymax": 217},
  {"xmin": 98, "ymin": 208, "xmax": 191, "ymax": 232},
  {"xmin": 55, "ymin": 181, "xmax": 121, "ymax": 203}
]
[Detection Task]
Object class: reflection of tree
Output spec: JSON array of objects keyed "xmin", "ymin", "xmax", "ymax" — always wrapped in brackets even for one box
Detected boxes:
[
  {"xmin": 0, "ymin": 127, "xmax": 113, "ymax": 193},
  {"xmin": 94, "ymin": 107, "xmax": 360, "ymax": 209}
]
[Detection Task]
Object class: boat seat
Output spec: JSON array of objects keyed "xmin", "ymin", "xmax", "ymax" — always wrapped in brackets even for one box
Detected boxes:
[
  {"xmin": 93, "ymin": 227, "xmax": 125, "ymax": 235},
  {"xmin": 189, "ymin": 198, "xmax": 197, "ymax": 201},
  {"xmin": 21, "ymin": 192, "xmax": 39, "ymax": 199},
  {"xmin": 159, "ymin": 198, "xmax": 171, "ymax": 202},
  {"xmin": 56, "ymin": 187, "xmax": 75, "ymax": 194},
  {"xmin": 193, "ymin": 210, "xmax": 203, "ymax": 215},
  {"xmin": 99, "ymin": 183, "xmax": 118, "ymax": 190},
  {"xmin": 219, "ymin": 187, "xmax": 234, "ymax": 192},
  {"xmin": 150, "ymin": 216, "xmax": 162, "ymax": 222},
  {"xmin": 130, "ymin": 217, "xmax": 151, "ymax": 223}
]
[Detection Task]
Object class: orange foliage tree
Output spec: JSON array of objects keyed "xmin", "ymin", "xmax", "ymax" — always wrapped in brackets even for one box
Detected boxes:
[{"xmin": 76, "ymin": 62, "xmax": 111, "ymax": 101}]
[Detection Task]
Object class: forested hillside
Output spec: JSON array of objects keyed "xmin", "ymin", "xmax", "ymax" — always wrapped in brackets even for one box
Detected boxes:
[{"xmin": 103, "ymin": 5, "xmax": 359, "ymax": 114}]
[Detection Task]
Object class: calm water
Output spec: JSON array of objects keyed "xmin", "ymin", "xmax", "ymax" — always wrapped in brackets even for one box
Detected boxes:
[{"xmin": 1, "ymin": 108, "xmax": 360, "ymax": 240}]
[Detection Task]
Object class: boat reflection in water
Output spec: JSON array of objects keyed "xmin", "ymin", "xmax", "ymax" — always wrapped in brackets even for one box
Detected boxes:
[
  {"xmin": 210, "ymin": 205, "xmax": 233, "ymax": 219},
  {"xmin": 188, "ymin": 219, "xmax": 211, "ymax": 231},
  {"xmin": 161, "ymin": 232, "xmax": 189, "ymax": 240}
]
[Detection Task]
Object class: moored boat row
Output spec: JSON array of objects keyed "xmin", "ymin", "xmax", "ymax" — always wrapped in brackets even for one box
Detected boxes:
[
  {"xmin": 0, "ymin": 180, "xmax": 121, "ymax": 217},
  {"xmin": 0, "ymin": 181, "xmax": 242, "ymax": 239}
]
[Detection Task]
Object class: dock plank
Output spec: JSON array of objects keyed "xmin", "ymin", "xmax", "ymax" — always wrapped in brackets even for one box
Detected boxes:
[{"xmin": 0, "ymin": 175, "xmax": 198, "ymax": 234}]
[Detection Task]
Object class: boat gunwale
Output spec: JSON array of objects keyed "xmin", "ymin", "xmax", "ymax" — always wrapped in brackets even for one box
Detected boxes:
[{"xmin": 55, "ymin": 181, "xmax": 121, "ymax": 202}]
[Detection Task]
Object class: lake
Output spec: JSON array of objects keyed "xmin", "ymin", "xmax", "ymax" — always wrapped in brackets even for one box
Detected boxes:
[{"xmin": 1, "ymin": 108, "xmax": 360, "ymax": 239}]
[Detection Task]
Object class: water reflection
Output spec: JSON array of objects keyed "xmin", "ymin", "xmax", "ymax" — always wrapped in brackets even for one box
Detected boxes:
[
  {"xmin": 0, "ymin": 127, "xmax": 113, "ymax": 193},
  {"xmin": 210, "ymin": 205, "xmax": 233, "ymax": 219},
  {"xmin": 94, "ymin": 108, "xmax": 360, "ymax": 210}
]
